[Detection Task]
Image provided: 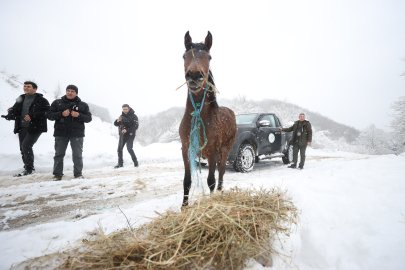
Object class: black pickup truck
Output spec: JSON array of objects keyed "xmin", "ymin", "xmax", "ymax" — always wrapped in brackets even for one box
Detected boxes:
[{"xmin": 227, "ymin": 113, "xmax": 293, "ymax": 172}]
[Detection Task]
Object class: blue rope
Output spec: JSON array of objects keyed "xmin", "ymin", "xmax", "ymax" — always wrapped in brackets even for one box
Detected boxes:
[{"xmin": 188, "ymin": 84, "xmax": 209, "ymax": 189}]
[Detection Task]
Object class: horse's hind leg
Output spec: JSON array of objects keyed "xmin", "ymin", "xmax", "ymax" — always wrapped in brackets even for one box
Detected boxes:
[
  {"xmin": 182, "ymin": 147, "xmax": 192, "ymax": 207},
  {"xmin": 217, "ymin": 149, "xmax": 229, "ymax": 191},
  {"xmin": 207, "ymin": 155, "xmax": 217, "ymax": 193}
]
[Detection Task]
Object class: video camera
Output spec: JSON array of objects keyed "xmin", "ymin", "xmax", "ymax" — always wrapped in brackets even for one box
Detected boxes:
[{"xmin": 1, "ymin": 108, "xmax": 14, "ymax": 120}]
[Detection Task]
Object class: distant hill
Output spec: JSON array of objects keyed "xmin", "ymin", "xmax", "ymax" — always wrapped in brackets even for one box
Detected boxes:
[
  {"xmin": 136, "ymin": 107, "xmax": 185, "ymax": 146},
  {"xmin": 256, "ymin": 99, "xmax": 360, "ymax": 143}
]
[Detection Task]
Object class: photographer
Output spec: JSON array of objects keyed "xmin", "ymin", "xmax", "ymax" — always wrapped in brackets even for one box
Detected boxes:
[
  {"xmin": 114, "ymin": 104, "xmax": 139, "ymax": 168},
  {"xmin": 280, "ymin": 113, "xmax": 312, "ymax": 169},
  {"xmin": 47, "ymin": 85, "xmax": 92, "ymax": 181},
  {"xmin": 2, "ymin": 81, "xmax": 49, "ymax": 177}
]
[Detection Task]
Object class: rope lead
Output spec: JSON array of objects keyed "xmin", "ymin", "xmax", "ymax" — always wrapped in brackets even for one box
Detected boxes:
[{"xmin": 188, "ymin": 84, "xmax": 209, "ymax": 190}]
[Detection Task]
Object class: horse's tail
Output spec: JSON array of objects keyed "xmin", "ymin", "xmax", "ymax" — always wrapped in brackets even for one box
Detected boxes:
[{"xmin": 208, "ymin": 70, "xmax": 219, "ymax": 108}]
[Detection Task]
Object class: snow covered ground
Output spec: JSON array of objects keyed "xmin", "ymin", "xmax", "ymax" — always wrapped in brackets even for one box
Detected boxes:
[{"xmin": 1, "ymin": 145, "xmax": 404, "ymax": 270}]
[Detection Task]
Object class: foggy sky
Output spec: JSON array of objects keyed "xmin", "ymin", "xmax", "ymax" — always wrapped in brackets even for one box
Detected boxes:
[{"xmin": 0, "ymin": 0, "xmax": 404, "ymax": 131}]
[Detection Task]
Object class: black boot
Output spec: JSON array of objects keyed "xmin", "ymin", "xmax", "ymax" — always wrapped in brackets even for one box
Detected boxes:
[
  {"xmin": 298, "ymin": 165, "xmax": 304, "ymax": 170},
  {"xmin": 114, "ymin": 164, "xmax": 123, "ymax": 169},
  {"xmin": 13, "ymin": 168, "xmax": 35, "ymax": 177},
  {"xmin": 288, "ymin": 164, "xmax": 297, "ymax": 169},
  {"xmin": 134, "ymin": 160, "xmax": 139, "ymax": 167}
]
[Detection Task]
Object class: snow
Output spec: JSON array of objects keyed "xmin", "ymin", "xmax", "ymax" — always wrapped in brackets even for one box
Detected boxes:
[
  {"xmin": 1, "ymin": 78, "xmax": 405, "ymax": 270},
  {"xmin": 0, "ymin": 146, "xmax": 404, "ymax": 270}
]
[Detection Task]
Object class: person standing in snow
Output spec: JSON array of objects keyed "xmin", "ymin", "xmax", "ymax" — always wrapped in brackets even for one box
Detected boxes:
[
  {"xmin": 2, "ymin": 81, "xmax": 50, "ymax": 177},
  {"xmin": 279, "ymin": 113, "xmax": 312, "ymax": 169},
  {"xmin": 47, "ymin": 85, "xmax": 92, "ymax": 181},
  {"xmin": 114, "ymin": 104, "xmax": 139, "ymax": 168}
]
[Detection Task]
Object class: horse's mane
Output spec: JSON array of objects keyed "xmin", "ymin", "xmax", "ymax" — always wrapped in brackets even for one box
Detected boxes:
[{"xmin": 208, "ymin": 70, "xmax": 219, "ymax": 108}]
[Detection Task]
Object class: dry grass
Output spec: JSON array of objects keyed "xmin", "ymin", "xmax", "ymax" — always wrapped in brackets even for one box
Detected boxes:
[{"xmin": 13, "ymin": 187, "xmax": 299, "ymax": 270}]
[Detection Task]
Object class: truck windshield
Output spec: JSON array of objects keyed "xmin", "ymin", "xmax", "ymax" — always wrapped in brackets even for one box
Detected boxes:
[{"xmin": 236, "ymin": 114, "xmax": 257, "ymax": 124}]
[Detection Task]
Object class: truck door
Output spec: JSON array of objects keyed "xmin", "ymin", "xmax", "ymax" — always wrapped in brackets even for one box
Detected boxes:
[
  {"xmin": 256, "ymin": 115, "xmax": 273, "ymax": 155},
  {"xmin": 276, "ymin": 117, "xmax": 286, "ymax": 149},
  {"xmin": 268, "ymin": 114, "xmax": 282, "ymax": 153}
]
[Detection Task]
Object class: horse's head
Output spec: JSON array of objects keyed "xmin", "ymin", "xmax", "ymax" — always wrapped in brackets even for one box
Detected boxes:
[{"xmin": 183, "ymin": 31, "xmax": 212, "ymax": 93}]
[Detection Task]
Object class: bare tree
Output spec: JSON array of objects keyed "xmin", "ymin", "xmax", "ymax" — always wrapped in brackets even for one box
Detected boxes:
[
  {"xmin": 355, "ymin": 124, "xmax": 391, "ymax": 155},
  {"xmin": 53, "ymin": 82, "xmax": 62, "ymax": 99},
  {"xmin": 222, "ymin": 94, "xmax": 262, "ymax": 115},
  {"xmin": 389, "ymin": 96, "xmax": 405, "ymax": 149},
  {"xmin": 1, "ymin": 69, "xmax": 21, "ymax": 89}
]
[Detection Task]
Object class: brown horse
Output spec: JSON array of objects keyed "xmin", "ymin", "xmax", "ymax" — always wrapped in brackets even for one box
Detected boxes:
[{"xmin": 179, "ymin": 31, "xmax": 237, "ymax": 207}]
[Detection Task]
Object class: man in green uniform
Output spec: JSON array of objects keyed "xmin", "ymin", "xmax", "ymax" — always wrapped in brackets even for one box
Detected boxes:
[{"xmin": 280, "ymin": 113, "xmax": 312, "ymax": 169}]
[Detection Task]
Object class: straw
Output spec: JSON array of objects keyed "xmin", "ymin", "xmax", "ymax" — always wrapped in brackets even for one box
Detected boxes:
[{"xmin": 13, "ymin": 186, "xmax": 299, "ymax": 270}]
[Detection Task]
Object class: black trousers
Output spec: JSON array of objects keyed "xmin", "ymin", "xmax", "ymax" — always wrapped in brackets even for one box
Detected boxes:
[
  {"xmin": 117, "ymin": 135, "xmax": 137, "ymax": 165},
  {"xmin": 53, "ymin": 137, "xmax": 84, "ymax": 177},
  {"xmin": 292, "ymin": 141, "xmax": 307, "ymax": 167},
  {"xmin": 18, "ymin": 128, "xmax": 41, "ymax": 170}
]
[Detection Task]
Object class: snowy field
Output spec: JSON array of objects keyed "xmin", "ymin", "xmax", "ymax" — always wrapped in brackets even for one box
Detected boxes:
[{"xmin": 1, "ymin": 144, "xmax": 404, "ymax": 270}]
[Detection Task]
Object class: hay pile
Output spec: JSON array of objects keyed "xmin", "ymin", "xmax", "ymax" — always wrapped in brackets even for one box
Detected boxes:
[{"xmin": 15, "ymin": 187, "xmax": 299, "ymax": 270}]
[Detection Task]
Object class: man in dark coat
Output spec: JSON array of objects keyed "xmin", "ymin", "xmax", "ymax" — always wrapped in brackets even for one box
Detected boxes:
[
  {"xmin": 2, "ymin": 81, "xmax": 50, "ymax": 177},
  {"xmin": 114, "ymin": 104, "xmax": 139, "ymax": 168},
  {"xmin": 47, "ymin": 85, "xmax": 92, "ymax": 180},
  {"xmin": 280, "ymin": 113, "xmax": 312, "ymax": 169}
]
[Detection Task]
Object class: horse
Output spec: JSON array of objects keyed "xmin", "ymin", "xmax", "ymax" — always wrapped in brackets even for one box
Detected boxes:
[{"xmin": 179, "ymin": 31, "xmax": 237, "ymax": 207}]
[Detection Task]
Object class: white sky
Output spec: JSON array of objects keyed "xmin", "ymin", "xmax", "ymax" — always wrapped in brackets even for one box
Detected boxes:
[{"xmin": 0, "ymin": 0, "xmax": 404, "ymax": 131}]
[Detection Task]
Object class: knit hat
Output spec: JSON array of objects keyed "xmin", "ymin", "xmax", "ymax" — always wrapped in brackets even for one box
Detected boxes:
[{"xmin": 66, "ymin": 85, "xmax": 78, "ymax": 94}]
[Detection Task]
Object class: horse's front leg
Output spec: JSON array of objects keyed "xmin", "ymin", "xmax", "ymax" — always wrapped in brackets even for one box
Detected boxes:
[
  {"xmin": 207, "ymin": 154, "xmax": 217, "ymax": 193},
  {"xmin": 217, "ymin": 148, "xmax": 230, "ymax": 191},
  {"xmin": 182, "ymin": 146, "xmax": 192, "ymax": 207}
]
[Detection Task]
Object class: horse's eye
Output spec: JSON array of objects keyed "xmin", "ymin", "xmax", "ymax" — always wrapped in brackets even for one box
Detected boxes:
[
  {"xmin": 207, "ymin": 55, "xmax": 212, "ymax": 60},
  {"xmin": 183, "ymin": 54, "xmax": 186, "ymax": 60}
]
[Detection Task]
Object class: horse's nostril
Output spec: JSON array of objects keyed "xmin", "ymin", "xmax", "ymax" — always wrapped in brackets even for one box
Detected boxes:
[
  {"xmin": 185, "ymin": 71, "xmax": 192, "ymax": 80},
  {"xmin": 197, "ymin": 73, "xmax": 204, "ymax": 81}
]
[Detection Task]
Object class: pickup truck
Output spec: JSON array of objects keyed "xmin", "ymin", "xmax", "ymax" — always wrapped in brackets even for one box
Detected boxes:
[{"xmin": 228, "ymin": 113, "xmax": 293, "ymax": 172}]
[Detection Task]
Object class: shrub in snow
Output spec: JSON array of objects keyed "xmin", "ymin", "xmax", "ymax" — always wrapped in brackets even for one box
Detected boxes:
[
  {"xmin": 159, "ymin": 118, "xmax": 181, "ymax": 143},
  {"xmin": 222, "ymin": 94, "xmax": 262, "ymax": 115},
  {"xmin": 354, "ymin": 124, "xmax": 393, "ymax": 155}
]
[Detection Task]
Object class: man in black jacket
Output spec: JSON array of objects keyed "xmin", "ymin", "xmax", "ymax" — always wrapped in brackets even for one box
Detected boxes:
[
  {"xmin": 2, "ymin": 81, "xmax": 50, "ymax": 177},
  {"xmin": 114, "ymin": 104, "xmax": 139, "ymax": 168},
  {"xmin": 47, "ymin": 85, "xmax": 92, "ymax": 180}
]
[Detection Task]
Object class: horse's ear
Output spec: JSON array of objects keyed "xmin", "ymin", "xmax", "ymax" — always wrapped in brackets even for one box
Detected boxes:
[
  {"xmin": 205, "ymin": 31, "xmax": 212, "ymax": 51},
  {"xmin": 185, "ymin": 31, "xmax": 192, "ymax": 48}
]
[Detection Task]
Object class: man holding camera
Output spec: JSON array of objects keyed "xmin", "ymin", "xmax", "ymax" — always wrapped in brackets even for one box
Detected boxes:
[
  {"xmin": 2, "ymin": 81, "xmax": 50, "ymax": 177},
  {"xmin": 114, "ymin": 104, "xmax": 139, "ymax": 168},
  {"xmin": 279, "ymin": 113, "xmax": 312, "ymax": 169},
  {"xmin": 47, "ymin": 85, "xmax": 92, "ymax": 181}
]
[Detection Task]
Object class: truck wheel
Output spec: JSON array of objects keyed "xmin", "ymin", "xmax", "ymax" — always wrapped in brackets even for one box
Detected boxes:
[
  {"xmin": 282, "ymin": 144, "xmax": 293, "ymax": 164},
  {"xmin": 233, "ymin": 144, "xmax": 255, "ymax": 173}
]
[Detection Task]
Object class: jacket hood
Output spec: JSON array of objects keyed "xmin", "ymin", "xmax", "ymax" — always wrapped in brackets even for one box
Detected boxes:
[
  {"xmin": 295, "ymin": 120, "xmax": 309, "ymax": 125},
  {"xmin": 61, "ymin": 95, "xmax": 81, "ymax": 102},
  {"xmin": 122, "ymin": 107, "xmax": 134, "ymax": 116},
  {"xmin": 17, "ymin": 93, "xmax": 43, "ymax": 103}
]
